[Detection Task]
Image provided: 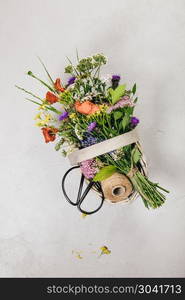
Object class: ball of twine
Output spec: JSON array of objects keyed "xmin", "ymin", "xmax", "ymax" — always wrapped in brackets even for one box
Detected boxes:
[{"xmin": 101, "ymin": 172, "xmax": 133, "ymax": 203}]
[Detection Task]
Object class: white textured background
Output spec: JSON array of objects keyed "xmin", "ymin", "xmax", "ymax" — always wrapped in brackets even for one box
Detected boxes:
[{"xmin": 0, "ymin": 0, "xmax": 185, "ymax": 277}]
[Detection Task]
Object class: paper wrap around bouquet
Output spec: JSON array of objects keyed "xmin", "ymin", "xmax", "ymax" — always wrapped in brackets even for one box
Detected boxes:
[{"xmin": 68, "ymin": 128, "xmax": 147, "ymax": 204}]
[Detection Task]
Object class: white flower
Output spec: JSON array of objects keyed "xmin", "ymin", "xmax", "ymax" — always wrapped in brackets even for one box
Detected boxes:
[{"xmin": 100, "ymin": 74, "xmax": 112, "ymax": 86}]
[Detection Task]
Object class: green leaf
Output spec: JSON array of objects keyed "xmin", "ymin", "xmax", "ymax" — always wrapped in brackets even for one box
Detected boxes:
[
  {"xmin": 114, "ymin": 111, "xmax": 123, "ymax": 120},
  {"xmin": 109, "ymin": 84, "xmax": 126, "ymax": 104},
  {"xmin": 93, "ymin": 165, "xmax": 117, "ymax": 182},
  {"xmin": 134, "ymin": 97, "xmax": 138, "ymax": 103},
  {"xmin": 132, "ymin": 148, "xmax": 142, "ymax": 164},
  {"xmin": 122, "ymin": 114, "xmax": 130, "ymax": 130},
  {"xmin": 132, "ymin": 83, "xmax": 136, "ymax": 95}
]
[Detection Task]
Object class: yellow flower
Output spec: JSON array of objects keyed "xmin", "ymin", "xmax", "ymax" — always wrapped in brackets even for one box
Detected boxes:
[
  {"xmin": 34, "ymin": 113, "xmax": 42, "ymax": 120},
  {"xmin": 44, "ymin": 114, "xmax": 52, "ymax": 123},
  {"xmin": 38, "ymin": 104, "xmax": 47, "ymax": 110},
  {"xmin": 100, "ymin": 246, "xmax": 111, "ymax": 255},
  {"xmin": 99, "ymin": 104, "xmax": 108, "ymax": 112},
  {"xmin": 36, "ymin": 120, "xmax": 46, "ymax": 127},
  {"xmin": 35, "ymin": 114, "xmax": 52, "ymax": 127},
  {"xmin": 69, "ymin": 113, "xmax": 77, "ymax": 119}
]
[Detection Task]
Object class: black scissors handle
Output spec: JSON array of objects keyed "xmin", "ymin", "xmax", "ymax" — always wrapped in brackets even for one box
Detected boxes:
[
  {"xmin": 61, "ymin": 166, "xmax": 104, "ymax": 215},
  {"xmin": 62, "ymin": 165, "xmax": 80, "ymax": 206}
]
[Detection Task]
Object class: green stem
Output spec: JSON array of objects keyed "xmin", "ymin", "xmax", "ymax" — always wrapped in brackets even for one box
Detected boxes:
[
  {"xmin": 27, "ymin": 71, "xmax": 56, "ymax": 92},
  {"xmin": 37, "ymin": 57, "xmax": 55, "ymax": 86},
  {"xmin": 16, "ymin": 85, "xmax": 43, "ymax": 101}
]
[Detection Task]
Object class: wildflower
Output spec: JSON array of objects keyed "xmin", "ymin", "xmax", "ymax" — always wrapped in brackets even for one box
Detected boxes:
[
  {"xmin": 112, "ymin": 75, "xmax": 121, "ymax": 81},
  {"xmin": 99, "ymin": 104, "xmax": 108, "ymax": 112},
  {"xmin": 67, "ymin": 76, "xmax": 76, "ymax": 86},
  {"xmin": 107, "ymin": 96, "xmax": 134, "ymax": 113},
  {"xmin": 34, "ymin": 113, "xmax": 42, "ymax": 120},
  {"xmin": 46, "ymin": 91, "xmax": 59, "ymax": 104},
  {"xmin": 75, "ymin": 101, "xmax": 100, "ymax": 115},
  {"xmin": 38, "ymin": 104, "xmax": 47, "ymax": 110},
  {"xmin": 75, "ymin": 124, "xmax": 83, "ymax": 140},
  {"xmin": 58, "ymin": 111, "xmax": 69, "ymax": 121},
  {"xmin": 100, "ymin": 74, "xmax": 112, "ymax": 85},
  {"xmin": 112, "ymin": 75, "xmax": 121, "ymax": 89},
  {"xmin": 131, "ymin": 116, "xmax": 139, "ymax": 126},
  {"xmin": 36, "ymin": 120, "xmax": 46, "ymax": 127},
  {"xmin": 41, "ymin": 127, "xmax": 58, "ymax": 143},
  {"xmin": 36, "ymin": 114, "xmax": 52, "ymax": 126},
  {"xmin": 100, "ymin": 246, "xmax": 111, "ymax": 256},
  {"xmin": 54, "ymin": 78, "xmax": 65, "ymax": 92},
  {"xmin": 81, "ymin": 133, "xmax": 99, "ymax": 148},
  {"xmin": 87, "ymin": 122, "xmax": 97, "ymax": 132},
  {"xmin": 80, "ymin": 159, "xmax": 98, "ymax": 179},
  {"xmin": 69, "ymin": 113, "xmax": 77, "ymax": 119}
]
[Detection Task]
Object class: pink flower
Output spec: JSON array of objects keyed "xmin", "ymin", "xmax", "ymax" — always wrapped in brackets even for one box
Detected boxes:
[
  {"xmin": 107, "ymin": 96, "xmax": 134, "ymax": 113},
  {"xmin": 80, "ymin": 159, "xmax": 98, "ymax": 179}
]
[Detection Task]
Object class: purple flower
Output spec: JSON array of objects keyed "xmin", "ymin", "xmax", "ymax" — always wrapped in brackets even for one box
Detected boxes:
[
  {"xmin": 112, "ymin": 75, "xmax": 121, "ymax": 81},
  {"xmin": 87, "ymin": 122, "xmax": 97, "ymax": 132},
  {"xmin": 131, "ymin": 117, "xmax": 140, "ymax": 126},
  {"xmin": 67, "ymin": 76, "xmax": 76, "ymax": 86},
  {"xmin": 80, "ymin": 159, "xmax": 98, "ymax": 179},
  {"xmin": 58, "ymin": 111, "xmax": 69, "ymax": 121},
  {"xmin": 81, "ymin": 134, "xmax": 98, "ymax": 148}
]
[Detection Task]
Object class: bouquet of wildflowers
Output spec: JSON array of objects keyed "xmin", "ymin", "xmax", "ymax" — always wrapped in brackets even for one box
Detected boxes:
[{"xmin": 16, "ymin": 53, "xmax": 169, "ymax": 210}]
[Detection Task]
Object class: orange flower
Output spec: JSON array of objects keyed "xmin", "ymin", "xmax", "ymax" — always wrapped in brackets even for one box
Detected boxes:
[
  {"xmin": 75, "ymin": 101, "xmax": 100, "ymax": 115},
  {"xmin": 41, "ymin": 127, "xmax": 58, "ymax": 143},
  {"xmin": 54, "ymin": 78, "xmax": 65, "ymax": 92},
  {"xmin": 46, "ymin": 91, "xmax": 59, "ymax": 104}
]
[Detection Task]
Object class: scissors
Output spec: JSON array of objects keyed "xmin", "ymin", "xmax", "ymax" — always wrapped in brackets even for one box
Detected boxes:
[{"xmin": 61, "ymin": 165, "xmax": 104, "ymax": 214}]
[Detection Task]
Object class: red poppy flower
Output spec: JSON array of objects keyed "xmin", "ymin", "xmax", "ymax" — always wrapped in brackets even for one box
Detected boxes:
[
  {"xmin": 41, "ymin": 127, "xmax": 58, "ymax": 143},
  {"xmin": 54, "ymin": 78, "xmax": 65, "ymax": 92},
  {"xmin": 46, "ymin": 91, "xmax": 59, "ymax": 104}
]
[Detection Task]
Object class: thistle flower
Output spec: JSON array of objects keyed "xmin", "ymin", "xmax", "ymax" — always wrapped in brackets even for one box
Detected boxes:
[
  {"xmin": 112, "ymin": 75, "xmax": 120, "ymax": 81},
  {"xmin": 131, "ymin": 116, "xmax": 139, "ymax": 126},
  {"xmin": 112, "ymin": 75, "xmax": 121, "ymax": 89},
  {"xmin": 80, "ymin": 159, "xmax": 98, "ymax": 179},
  {"xmin": 87, "ymin": 122, "xmax": 97, "ymax": 132},
  {"xmin": 58, "ymin": 111, "xmax": 69, "ymax": 121}
]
